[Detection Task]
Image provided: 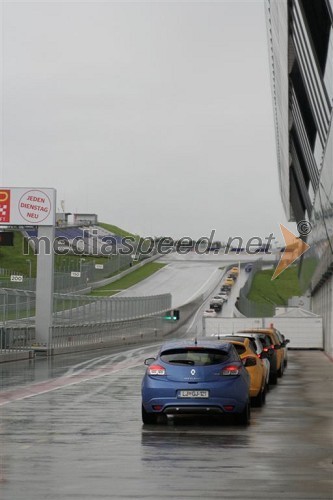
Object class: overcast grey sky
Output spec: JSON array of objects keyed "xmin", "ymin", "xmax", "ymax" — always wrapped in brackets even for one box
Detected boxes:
[{"xmin": 0, "ymin": 0, "xmax": 295, "ymax": 242}]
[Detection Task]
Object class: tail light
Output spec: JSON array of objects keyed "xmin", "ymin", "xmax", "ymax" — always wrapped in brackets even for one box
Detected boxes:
[
  {"xmin": 223, "ymin": 405, "xmax": 235, "ymax": 411},
  {"xmin": 152, "ymin": 405, "xmax": 163, "ymax": 411},
  {"xmin": 148, "ymin": 364, "xmax": 166, "ymax": 376},
  {"xmin": 221, "ymin": 365, "xmax": 239, "ymax": 376}
]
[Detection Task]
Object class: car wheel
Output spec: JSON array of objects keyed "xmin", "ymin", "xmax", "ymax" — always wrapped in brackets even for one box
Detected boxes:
[
  {"xmin": 252, "ymin": 387, "xmax": 265, "ymax": 407},
  {"xmin": 142, "ymin": 405, "xmax": 158, "ymax": 425},
  {"xmin": 269, "ymin": 372, "xmax": 278, "ymax": 385},
  {"xmin": 262, "ymin": 385, "xmax": 267, "ymax": 404},
  {"xmin": 277, "ymin": 365, "xmax": 284, "ymax": 378},
  {"xmin": 237, "ymin": 401, "xmax": 250, "ymax": 425}
]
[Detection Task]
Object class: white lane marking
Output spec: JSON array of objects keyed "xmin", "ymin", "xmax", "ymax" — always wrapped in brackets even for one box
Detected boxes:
[
  {"xmin": 186, "ymin": 303, "xmax": 205, "ymax": 334},
  {"xmin": 0, "ymin": 360, "xmax": 143, "ymax": 407},
  {"xmin": 184, "ymin": 268, "xmax": 221, "ymax": 305},
  {"xmin": 0, "ymin": 343, "xmax": 163, "ymax": 407}
]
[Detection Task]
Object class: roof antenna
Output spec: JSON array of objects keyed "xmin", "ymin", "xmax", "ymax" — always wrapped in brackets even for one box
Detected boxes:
[
  {"xmin": 194, "ymin": 337, "xmax": 197, "ymax": 345},
  {"xmin": 218, "ymin": 324, "xmax": 220, "ymax": 340}
]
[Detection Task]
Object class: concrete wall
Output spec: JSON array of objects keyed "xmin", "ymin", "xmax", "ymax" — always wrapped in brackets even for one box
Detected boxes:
[{"xmin": 203, "ymin": 316, "xmax": 323, "ymax": 349}]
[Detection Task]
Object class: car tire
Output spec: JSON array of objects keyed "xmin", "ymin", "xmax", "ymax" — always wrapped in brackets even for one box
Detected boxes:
[
  {"xmin": 269, "ymin": 372, "xmax": 278, "ymax": 385},
  {"xmin": 142, "ymin": 405, "xmax": 158, "ymax": 425},
  {"xmin": 237, "ymin": 401, "xmax": 250, "ymax": 425},
  {"xmin": 277, "ymin": 365, "xmax": 284, "ymax": 378},
  {"xmin": 252, "ymin": 386, "xmax": 265, "ymax": 407}
]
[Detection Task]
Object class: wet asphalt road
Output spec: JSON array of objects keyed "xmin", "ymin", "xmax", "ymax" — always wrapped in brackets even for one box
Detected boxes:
[{"xmin": 0, "ymin": 347, "xmax": 332, "ymax": 500}]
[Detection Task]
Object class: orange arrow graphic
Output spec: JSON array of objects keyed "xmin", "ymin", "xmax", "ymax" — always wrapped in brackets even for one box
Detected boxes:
[{"xmin": 272, "ymin": 224, "xmax": 310, "ymax": 280}]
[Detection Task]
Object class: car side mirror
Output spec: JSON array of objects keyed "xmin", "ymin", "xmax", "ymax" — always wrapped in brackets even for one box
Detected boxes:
[
  {"xmin": 285, "ymin": 339, "xmax": 290, "ymax": 344},
  {"xmin": 242, "ymin": 357, "xmax": 256, "ymax": 367},
  {"xmin": 280, "ymin": 342, "xmax": 286, "ymax": 348},
  {"xmin": 144, "ymin": 357, "xmax": 155, "ymax": 366}
]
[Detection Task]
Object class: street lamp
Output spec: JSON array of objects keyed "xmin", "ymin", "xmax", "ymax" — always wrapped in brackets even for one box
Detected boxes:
[
  {"xmin": 79, "ymin": 258, "xmax": 86, "ymax": 274},
  {"xmin": 26, "ymin": 259, "xmax": 32, "ymax": 279}
]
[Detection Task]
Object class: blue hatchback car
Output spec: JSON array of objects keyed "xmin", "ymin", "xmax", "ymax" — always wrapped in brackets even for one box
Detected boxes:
[{"xmin": 141, "ymin": 339, "xmax": 251, "ymax": 425}]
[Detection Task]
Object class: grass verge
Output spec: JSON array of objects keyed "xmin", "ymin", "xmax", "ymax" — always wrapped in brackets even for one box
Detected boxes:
[
  {"xmin": 247, "ymin": 265, "xmax": 301, "ymax": 305},
  {"xmin": 98, "ymin": 222, "xmax": 136, "ymax": 238},
  {"xmin": 90, "ymin": 262, "xmax": 166, "ymax": 296}
]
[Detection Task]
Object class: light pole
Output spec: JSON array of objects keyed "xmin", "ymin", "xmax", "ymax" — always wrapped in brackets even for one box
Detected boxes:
[
  {"xmin": 26, "ymin": 259, "xmax": 32, "ymax": 279},
  {"xmin": 79, "ymin": 258, "xmax": 85, "ymax": 274}
]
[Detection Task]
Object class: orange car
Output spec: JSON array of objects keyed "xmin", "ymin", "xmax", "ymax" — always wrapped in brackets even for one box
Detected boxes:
[
  {"xmin": 239, "ymin": 327, "xmax": 287, "ymax": 383},
  {"xmin": 218, "ymin": 336, "xmax": 267, "ymax": 407}
]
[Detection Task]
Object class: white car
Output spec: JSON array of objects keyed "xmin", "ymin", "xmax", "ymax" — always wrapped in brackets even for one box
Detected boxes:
[
  {"xmin": 217, "ymin": 292, "xmax": 228, "ymax": 302},
  {"xmin": 203, "ymin": 309, "xmax": 217, "ymax": 318},
  {"xmin": 210, "ymin": 296, "xmax": 224, "ymax": 305}
]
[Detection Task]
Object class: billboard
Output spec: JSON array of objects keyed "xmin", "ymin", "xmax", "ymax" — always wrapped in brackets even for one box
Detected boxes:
[{"xmin": 0, "ymin": 187, "xmax": 56, "ymax": 226}]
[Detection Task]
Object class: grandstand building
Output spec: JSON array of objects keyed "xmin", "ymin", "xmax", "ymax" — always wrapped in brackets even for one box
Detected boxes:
[
  {"xmin": 265, "ymin": 0, "xmax": 333, "ymax": 356},
  {"xmin": 73, "ymin": 213, "xmax": 98, "ymax": 225}
]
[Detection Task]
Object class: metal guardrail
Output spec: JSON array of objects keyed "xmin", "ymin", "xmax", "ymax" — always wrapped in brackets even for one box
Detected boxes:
[
  {"xmin": 49, "ymin": 316, "xmax": 169, "ymax": 352},
  {"xmin": 0, "ymin": 288, "xmax": 171, "ymax": 325},
  {"xmin": 0, "ymin": 260, "xmax": 226, "ymax": 357},
  {"xmin": 0, "ymin": 294, "xmax": 172, "ymax": 355}
]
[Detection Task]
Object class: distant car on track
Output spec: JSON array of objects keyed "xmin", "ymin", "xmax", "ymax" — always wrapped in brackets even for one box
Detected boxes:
[
  {"xmin": 210, "ymin": 302, "xmax": 222, "ymax": 312},
  {"xmin": 217, "ymin": 292, "xmax": 228, "ymax": 302},
  {"xmin": 141, "ymin": 339, "xmax": 251, "ymax": 425},
  {"xmin": 211, "ymin": 296, "xmax": 224, "ymax": 305},
  {"xmin": 203, "ymin": 309, "xmax": 217, "ymax": 318}
]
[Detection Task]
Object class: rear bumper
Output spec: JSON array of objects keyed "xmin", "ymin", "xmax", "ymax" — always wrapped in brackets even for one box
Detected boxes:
[
  {"xmin": 164, "ymin": 406, "xmax": 224, "ymax": 415},
  {"xmin": 142, "ymin": 396, "xmax": 247, "ymax": 414}
]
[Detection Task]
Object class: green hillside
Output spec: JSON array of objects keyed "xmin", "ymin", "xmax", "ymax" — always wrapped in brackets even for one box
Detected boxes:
[
  {"xmin": 98, "ymin": 222, "xmax": 137, "ymax": 238},
  {"xmin": 247, "ymin": 266, "xmax": 302, "ymax": 305},
  {"xmin": 0, "ymin": 220, "xmax": 137, "ymax": 277}
]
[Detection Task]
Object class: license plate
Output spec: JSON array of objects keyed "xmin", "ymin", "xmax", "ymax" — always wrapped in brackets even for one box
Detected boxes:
[{"xmin": 178, "ymin": 390, "xmax": 209, "ymax": 398}]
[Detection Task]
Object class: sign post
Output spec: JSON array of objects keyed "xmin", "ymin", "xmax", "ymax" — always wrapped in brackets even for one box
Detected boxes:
[{"xmin": 0, "ymin": 187, "xmax": 56, "ymax": 346}]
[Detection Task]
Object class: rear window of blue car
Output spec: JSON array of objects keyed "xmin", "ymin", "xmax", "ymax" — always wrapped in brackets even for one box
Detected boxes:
[{"xmin": 160, "ymin": 348, "xmax": 230, "ymax": 366}]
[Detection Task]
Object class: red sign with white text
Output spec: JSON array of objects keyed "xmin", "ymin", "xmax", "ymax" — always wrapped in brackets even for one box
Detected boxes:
[
  {"xmin": 0, "ymin": 190, "xmax": 11, "ymax": 223},
  {"xmin": 0, "ymin": 187, "xmax": 55, "ymax": 226}
]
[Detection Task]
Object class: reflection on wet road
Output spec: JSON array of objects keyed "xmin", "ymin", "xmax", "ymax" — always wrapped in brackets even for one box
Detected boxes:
[{"xmin": 0, "ymin": 350, "xmax": 332, "ymax": 499}]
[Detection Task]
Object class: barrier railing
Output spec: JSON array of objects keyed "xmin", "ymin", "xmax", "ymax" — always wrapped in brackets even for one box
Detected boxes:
[{"xmin": 0, "ymin": 288, "xmax": 171, "ymax": 325}]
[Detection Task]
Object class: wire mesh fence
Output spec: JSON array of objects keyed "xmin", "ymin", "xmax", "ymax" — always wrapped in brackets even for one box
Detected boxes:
[
  {"xmin": 0, "ymin": 288, "xmax": 171, "ymax": 324},
  {"xmin": 0, "ymin": 290, "xmax": 172, "ymax": 355},
  {"xmin": 0, "ymin": 251, "xmax": 152, "ymax": 293}
]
